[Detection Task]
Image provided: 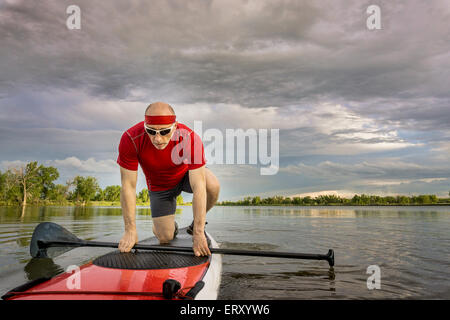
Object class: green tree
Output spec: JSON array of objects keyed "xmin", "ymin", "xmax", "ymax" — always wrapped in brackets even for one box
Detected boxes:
[
  {"xmin": 10, "ymin": 162, "xmax": 42, "ymax": 206},
  {"xmin": 303, "ymin": 196, "xmax": 313, "ymax": 205},
  {"xmin": 262, "ymin": 197, "xmax": 272, "ymax": 205},
  {"xmin": 48, "ymin": 184, "xmax": 69, "ymax": 203},
  {"xmin": 38, "ymin": 166, "xmax": 59, "ymax": 200},
  {"xmin": 274, "ymin": 196, "xmax": 284, "ymax": 204},
  {"xmin": 242, "ymin": 196, "xmax": 252, "ymax": 205},
  {"xmin": 397, "ymin": 195, "xmax": 410, "ymax": 205},
  {"xmin": 417, "ymin": 195, "xmax": 431, "ymax": 204},
  {"xmin": 0, "ymin": 171, "xmax": 6, "ymax": 202},
  {"xmin": 3, "ymin": 170, "xmax": 20, "ymax": 204},
  {"xmin": 71, "ymin": 176, "xmax": 99, "ymax": 205},
  {"xmin": 138, "ymin": 188, "xmax": 149, "ymax": 203},
  {"xmin": 104, "ymin": 185, "xmax": 121, "ymax": 202},
  {"xmin": 215, "ymin": 193, "xmax": 449, "ymax": 206},
  {"xmin": 176, "ymin": 194, "xmax": 184, "ymax": 205},
  {"xmin": 385, "ymin": 196, "xmax": 396, "ymax": 205},
  {"xmin": 94, "ymin": 188, "xmax": 106, "ymax": 201},
  {"xmin": 252, "ymin": 196, "xmax": 261, "ymax": 205}
]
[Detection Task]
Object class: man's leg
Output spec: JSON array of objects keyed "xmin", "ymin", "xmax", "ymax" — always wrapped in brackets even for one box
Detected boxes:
[
  {"xmin": 205, "ymin": 167, "xmax": 220, "ymax": 212},
  {"xmin": 149, "ymin": 187, "xmax": 180, "ymax": 244},
  {"xmin": 187, "ymin": 168, "xmax": 220, "ymax": 235},
  {"xmin": 152, "ymin": 214, "xmax": 176, "ymax": 244}
]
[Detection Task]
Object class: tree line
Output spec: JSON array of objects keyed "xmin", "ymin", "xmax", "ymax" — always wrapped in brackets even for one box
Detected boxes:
[
  {"xmin": 217, "ymin": 193, "xmax": 450, "ymax": 206},
  {"xmin": 0, "ymin": 161, "xmax": 183, "ymax": 206},
  {"xmin": 2, "ymin": 161, "xmax": 447, "ymax": 208}
]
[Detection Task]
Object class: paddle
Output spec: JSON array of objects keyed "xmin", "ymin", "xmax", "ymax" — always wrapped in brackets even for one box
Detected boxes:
[{"xmin": 31, "ymin": 222, "xmax": 335, "ymax": 267}]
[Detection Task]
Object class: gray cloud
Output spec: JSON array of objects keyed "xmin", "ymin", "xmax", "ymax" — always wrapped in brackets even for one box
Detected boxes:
[
  {"xmin": 0, "ymin": 126, "xmax": 122, "ymax": 161},
  {"xmin": 1, "ymin": 0, "xmax": 448, "ymax": 104},
  {"xmin": 0, "ymin": 0, "xmax": 449, "ymax": 199},
  {"xmin": 280, "ymin": 160, "xmax": 450, "ymax": 182},
  {"xmin": 1, "ymin": 0, "xmax": 448, "ymax": 139}
]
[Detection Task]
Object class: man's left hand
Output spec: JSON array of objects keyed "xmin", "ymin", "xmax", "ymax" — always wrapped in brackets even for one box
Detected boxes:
[{"xmin": 192, "ymin": 233, "xmax": 211, "ymax": 256}]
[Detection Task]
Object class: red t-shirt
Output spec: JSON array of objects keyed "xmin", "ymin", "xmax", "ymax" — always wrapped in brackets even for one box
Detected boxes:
[{"xmin": 117, "ymin": 122, "xmax": 206, "ymax": 191}]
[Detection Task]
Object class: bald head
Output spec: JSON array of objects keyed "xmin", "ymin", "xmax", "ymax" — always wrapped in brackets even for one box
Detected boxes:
[
  {"xmin": 144, "ymin": 102, "xmax": 177, "ymax": 149},
  {"xmin": 145, "ymin": 102, "xmax": 175, "ymax": 116}
]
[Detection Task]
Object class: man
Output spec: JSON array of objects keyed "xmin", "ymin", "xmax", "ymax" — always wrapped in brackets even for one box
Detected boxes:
[{"xmin": 116, "ymin": 102, "xmax": 220, "ymax": 256}]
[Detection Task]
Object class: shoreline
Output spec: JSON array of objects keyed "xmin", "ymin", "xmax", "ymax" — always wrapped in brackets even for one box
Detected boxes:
[{"xmin": 0, "ymin": 203, "xmax": 449, "ymax": 208}]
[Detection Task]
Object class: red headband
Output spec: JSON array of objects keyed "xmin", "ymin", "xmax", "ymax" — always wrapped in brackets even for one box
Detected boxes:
[{"xmin": 145, "ymin": 115, "xmax": 176, "ymax": 125}]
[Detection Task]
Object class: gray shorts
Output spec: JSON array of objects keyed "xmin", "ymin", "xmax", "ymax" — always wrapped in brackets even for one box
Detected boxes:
[{"xmin": 149, "ymin": 170, "xmax": 193, "ymax": 218}]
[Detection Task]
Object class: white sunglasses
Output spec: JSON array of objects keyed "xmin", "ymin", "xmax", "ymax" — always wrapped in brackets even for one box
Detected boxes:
[{"xmin": 144, "ymin": 123, "xmax": 176, "ymax": 136}]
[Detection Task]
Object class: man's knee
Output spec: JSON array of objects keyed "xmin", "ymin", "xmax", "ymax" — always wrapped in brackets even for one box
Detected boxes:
[
  {"xmin": 156, "ymin": 230, "xmax": 174, "ymax": 243},
  {"xmin": 208, "ymin": 181, "xmax": 220, "ymax": 202},
  {"xmin": 153, "ymin": 224, "xmax": 175, "ymax": 243}
]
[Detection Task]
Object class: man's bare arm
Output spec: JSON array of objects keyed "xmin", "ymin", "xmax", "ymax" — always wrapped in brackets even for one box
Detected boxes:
[
  {"xmin": 189, "ymin": 166, "xmax": 211, "ymax": 256},
  {"xmin": 118, "ymin": 166, "xmax": 138, "ymax": 252}
]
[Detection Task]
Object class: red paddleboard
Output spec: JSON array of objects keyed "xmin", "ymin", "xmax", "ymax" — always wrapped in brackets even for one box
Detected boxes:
[{"xmin": 3, "ymin": 227, "xmax": 222, "ymax": 300}]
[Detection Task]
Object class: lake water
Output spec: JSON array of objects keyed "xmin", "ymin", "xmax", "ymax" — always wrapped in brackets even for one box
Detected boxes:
[{"xmin": 0, "ymin": 205, "xmax": 449, "ymax": 299}]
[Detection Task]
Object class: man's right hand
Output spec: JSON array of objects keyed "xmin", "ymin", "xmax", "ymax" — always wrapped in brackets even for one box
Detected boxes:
[{"xmin": 118, "ymin": 230, "xmax": 138, "ymax": 252}]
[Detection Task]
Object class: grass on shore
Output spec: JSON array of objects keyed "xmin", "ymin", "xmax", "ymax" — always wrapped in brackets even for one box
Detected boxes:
[{"xmin": 0, "ymin": 200, "xmax": 192, "ymax": 207}]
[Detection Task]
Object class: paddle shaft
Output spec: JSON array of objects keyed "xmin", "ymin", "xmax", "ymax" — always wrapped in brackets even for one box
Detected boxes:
[{"xmin": 39, "ymin": 240, "xmax": 335, "ymax": 266}]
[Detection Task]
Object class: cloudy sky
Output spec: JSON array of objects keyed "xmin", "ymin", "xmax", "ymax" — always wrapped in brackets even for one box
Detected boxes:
[{"xmin": 0, "ymin": 0, "xmax": 449, "ymax": 201}]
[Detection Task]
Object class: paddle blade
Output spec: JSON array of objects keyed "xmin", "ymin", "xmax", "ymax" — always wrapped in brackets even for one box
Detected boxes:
[{"xmin": 30, "ymin": 222, "xmax": 81, "ymax": 258}]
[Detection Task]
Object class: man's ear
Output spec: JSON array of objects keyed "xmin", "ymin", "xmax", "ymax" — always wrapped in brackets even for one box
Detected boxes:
[{"xmin": 171, "ymin": 122, "xmax": 179, "ymax": 140}]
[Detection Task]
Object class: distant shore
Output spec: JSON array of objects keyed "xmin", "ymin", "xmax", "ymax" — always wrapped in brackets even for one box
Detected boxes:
[
  {"xmin": 1, "ymin": 202, "xmax": 449, "ymax": 208},
  {"xmin": 1, "ymin": 193, "xmax": 449, "ymax": 208},
  {"xmin": 214, "ymin": 203, "xmax": 450, "ymax": 207},
  {"xmin": 2, "ymin": 162, "xmax": 448, "ymax": 209},
  {"xmin": 214, "ymin": 194, "xmax": 450, "ymax": 206}
]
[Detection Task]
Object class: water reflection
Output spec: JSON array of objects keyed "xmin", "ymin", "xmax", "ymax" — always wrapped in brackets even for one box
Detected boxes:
[
  {"xmin": 238, "ymin": 206, "xmax": 449, "ymax": 221},
  {"xmin": 0, "ymin": 205, "xmax": 185, "ymax": 224},
  {"xmin": 0, "ymin": 205, "xmax": 449, "ymax": 299},
  {"xmin": 276, "ymin": 267, "xmax": 335, "ymax": 281},
  {"xmin": 242, "ymin": 207, "xmax": 363, "ymax": 217},
  {"xmin": 24, "ymin": 258, "xmax": 64, "ymax": 280}
]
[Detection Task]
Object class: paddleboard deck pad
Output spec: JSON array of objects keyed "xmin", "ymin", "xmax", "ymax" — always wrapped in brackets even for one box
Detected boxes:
[{"xmin": 2, "ymin": 226, "xmax": 222, "ymax": 300}]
